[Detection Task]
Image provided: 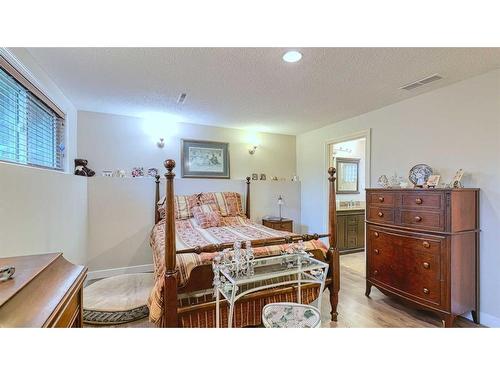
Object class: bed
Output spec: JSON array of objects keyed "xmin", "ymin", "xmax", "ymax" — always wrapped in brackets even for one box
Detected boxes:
[{"xmin": 148, "ymin": 159, "xmax": 340, "ymax": 327}]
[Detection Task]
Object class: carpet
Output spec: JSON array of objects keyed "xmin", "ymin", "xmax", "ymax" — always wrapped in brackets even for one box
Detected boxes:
[{"xmin": 83, "ymin": 273, "xmax": 153, "ymax": 325}]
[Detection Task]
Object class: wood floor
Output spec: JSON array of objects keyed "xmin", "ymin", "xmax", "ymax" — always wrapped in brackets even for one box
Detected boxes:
[{"xmin": 87, "ymin": 252, "xmax": 481, "ymax": 328}]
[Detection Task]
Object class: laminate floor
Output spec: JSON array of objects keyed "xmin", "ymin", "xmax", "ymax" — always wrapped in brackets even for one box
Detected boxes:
[{"xmin": 85, "ymin": 252, "xmax": 481, "ymax": 328}]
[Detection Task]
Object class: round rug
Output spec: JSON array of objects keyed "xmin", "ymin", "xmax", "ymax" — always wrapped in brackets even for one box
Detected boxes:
[{"xmin": 83, "ymin": 273, "xmax": 153, "ymax": 325}]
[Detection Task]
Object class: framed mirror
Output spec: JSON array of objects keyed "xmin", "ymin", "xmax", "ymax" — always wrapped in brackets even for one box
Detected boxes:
[{"xmin": 336, "ymin": 157, "xmax": 360, "ymax": 194}]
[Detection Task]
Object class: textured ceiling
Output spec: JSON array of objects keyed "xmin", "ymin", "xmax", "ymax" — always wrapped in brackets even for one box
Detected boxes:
[{"xmin": 21, "ymin": 47, "xmax": 500, "ymax": 135}]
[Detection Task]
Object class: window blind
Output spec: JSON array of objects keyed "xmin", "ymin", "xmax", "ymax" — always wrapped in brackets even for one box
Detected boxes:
[{"xmin": 0, "ymin": 64, "xmax": 64, "ymax": 170}]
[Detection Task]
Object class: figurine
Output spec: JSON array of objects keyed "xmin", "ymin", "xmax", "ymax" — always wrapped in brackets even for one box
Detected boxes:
[{"xmin": 74, "ymin": 159, "xmax": 95, "ymax": 177}]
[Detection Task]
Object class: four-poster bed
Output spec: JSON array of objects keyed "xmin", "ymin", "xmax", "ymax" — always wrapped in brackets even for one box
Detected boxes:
[{"xmin": 148, "ymin": 159, "xmax": 340, "ymax": 327}]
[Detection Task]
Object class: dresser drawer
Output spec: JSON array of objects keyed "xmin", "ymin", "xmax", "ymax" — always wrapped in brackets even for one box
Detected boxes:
[
  {"xmin": 401, "ymin": 192, "xmax": 444, "ymax": 210},
  {"xmin": 367, "ymin": 191, "xmax": 395, "ymax": 207},
  {"xmin": 262, "ymin": 220, "xmax": 293, "ymax": 232},
  {"xmin": 367, "ymin": 207, "xmax": 395, "ymax": 224},
  {"xmin": 400, "ymin": 209, "xmax": 445, "ymax": 232},
  {"xmin": 367, "ymin": 225, "xmax": 444, "ymax": 307}
]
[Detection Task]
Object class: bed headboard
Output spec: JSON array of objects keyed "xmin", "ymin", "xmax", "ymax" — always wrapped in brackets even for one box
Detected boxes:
[{"xmin": 154, "ymin": 175, "xmax": 252, "ymax": 224}]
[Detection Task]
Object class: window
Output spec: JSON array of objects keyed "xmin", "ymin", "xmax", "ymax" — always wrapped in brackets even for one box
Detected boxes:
[{"xmin": 0, "ymin": 57, "xmax": 65, "ymax": 170}]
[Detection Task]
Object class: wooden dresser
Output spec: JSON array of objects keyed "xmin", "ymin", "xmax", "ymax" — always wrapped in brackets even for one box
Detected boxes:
[
  {"xmin": 337, "ymin": 208, "xmax": 365, "ymax": 254},
  {"xmin": 0, "ymin": 253, "xmax": 87, "ymax": 327},
  {"xmin": 365, "ymin": 188, "xmax": 479, "ymax": 327}
]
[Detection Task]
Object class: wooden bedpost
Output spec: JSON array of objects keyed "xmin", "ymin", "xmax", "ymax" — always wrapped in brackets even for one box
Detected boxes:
[
  {"xmin": 163, "ymin": 159, "xmax": 178, "ymax": 327},
  {"xmin": 154, "ymin": 175, "xmax": 161, "ymax": 224},
  {"xmin": 245, "ymin": 176, "xmax": 251, "ymax": 219},
  {"xmin": 328, "ymin": 166, "xmax": 340, "ymax": 321}
]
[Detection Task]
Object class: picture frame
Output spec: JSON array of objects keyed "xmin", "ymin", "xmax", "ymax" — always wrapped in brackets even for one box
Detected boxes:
[
  {"xmin": 181, "ymin": 139, "xmax": 230, "ymax": 179},
  {"xmin": 426, "ymin": 174, "xmax": 441, "ymax": 187},
  {"xmin": 335, "ymin": 157, "xmax": 360, "ymax": 194},
  {"xmin": 260, "ymin": 173, "xmax": 266, "ymax": 181},
  {"xmin": 451, "ymin": 169, "xmax": 464, "ymax": 188},
  {"xmin": 251, "ymin": 173, "xmax": 258, "ymax": 180}
]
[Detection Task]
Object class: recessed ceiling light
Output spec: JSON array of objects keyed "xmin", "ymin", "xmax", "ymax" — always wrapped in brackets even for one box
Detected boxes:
[{"xmin": 282, "ymin": 51, "xmax": 302, "ymax": 63}]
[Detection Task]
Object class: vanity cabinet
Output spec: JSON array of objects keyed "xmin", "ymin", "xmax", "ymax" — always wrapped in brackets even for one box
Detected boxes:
[{"xmin": 336, "ymin": 209, "xmax": 365, "ymax": 254}]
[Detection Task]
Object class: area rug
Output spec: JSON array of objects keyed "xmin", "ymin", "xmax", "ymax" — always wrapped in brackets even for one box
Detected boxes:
[{"xmin": 83, "ymin": 273, "xmax": 153, "ymax": 325}]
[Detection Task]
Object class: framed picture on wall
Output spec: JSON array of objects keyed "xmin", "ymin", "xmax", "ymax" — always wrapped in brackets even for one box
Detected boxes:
[{"xmin": 181, "ymin": 139, "xmax": 230, "ymax": 178}]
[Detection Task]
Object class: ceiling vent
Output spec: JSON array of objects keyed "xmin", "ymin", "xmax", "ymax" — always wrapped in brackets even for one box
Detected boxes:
[
  {"xmin": 400, "ymin": 74, "xmax": 443, "ymax": 91},
  {"xmin": 177, "ymin": 93, "xmax": 187, "ymax": 104}
]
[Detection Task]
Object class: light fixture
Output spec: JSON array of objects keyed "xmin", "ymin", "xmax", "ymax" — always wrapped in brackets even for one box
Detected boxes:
[
  {"xmin": 248, "ymin": 145, "xmax": 258, "ymax": 155},
  {"xmin": 157, "ymin": 138, "xmax": 165, "ymax": 148},
  {"xmin": 282, "ymin": 50, "xmax": 302, "ymax": 63}
]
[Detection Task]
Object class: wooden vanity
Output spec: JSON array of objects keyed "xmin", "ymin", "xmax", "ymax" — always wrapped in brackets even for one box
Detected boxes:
[{"xmin": 336, "ymin": 205, "xmax": 365, "ymax": 254}]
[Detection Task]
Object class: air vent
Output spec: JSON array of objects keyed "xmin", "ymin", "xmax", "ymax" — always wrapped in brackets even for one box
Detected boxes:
[
  {"xmin": 177, "ymin": 93, "xmax": 187, "ymax": 104},
  {"xmin": 400, "ymin": 74, "xmax": 443, "ymax": 91}
]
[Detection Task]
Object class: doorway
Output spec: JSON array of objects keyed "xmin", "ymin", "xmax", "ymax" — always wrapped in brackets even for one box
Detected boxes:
[{"xmin": 326, "ymin": 130, "xmax": 370, "ymax": 255}]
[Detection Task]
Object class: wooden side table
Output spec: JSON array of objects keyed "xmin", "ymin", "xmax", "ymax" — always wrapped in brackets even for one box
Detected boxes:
[{"xmin": 262, "ymin": 217, "xmax": 293, "ymax": 232}]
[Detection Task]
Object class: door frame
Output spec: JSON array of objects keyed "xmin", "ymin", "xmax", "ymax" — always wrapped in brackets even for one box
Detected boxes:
[{"xmin": 323, "ymin": 129, "xmax": 371, "ymax": 243}]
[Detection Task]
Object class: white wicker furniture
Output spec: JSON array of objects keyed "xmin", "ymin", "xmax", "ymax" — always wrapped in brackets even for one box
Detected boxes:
[{"xmin": 213, "ymin": 251, "xmax": 329, "ymax": 328}]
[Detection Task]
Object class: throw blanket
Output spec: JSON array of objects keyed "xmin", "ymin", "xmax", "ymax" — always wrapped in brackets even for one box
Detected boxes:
[{"xmin": 147, "ymin": 217, "xmax": 328, "ymax": 326}]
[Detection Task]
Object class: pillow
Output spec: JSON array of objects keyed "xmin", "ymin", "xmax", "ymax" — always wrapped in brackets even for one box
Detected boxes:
[
  {"xmin": 158, "ymin": 194, "xmax": 201, "ymax": 220},
  {"xmin": 192, "ymin": 204, "xmax": 222, "ymax": 228},
  {"xmin": 211, "ymin": 192, "xmax": 244, "ymax": 217}
]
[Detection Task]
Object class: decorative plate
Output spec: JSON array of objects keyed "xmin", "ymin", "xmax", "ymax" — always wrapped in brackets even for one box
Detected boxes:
[{"xmin": 408, "ymin": 164, "xmax": 433, "ymax": 186}]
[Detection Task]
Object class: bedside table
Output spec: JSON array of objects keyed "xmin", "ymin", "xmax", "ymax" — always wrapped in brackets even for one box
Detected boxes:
[{"xmin": 262, "ymin": 218, "xmax": 293, "ymax": 232}]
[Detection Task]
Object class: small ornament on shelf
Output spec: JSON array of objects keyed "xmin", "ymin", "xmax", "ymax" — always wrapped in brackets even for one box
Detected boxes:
[
  {"xmin": 131, "ymin": 167, "xmax": 144, "ymax": 177},
  {"xmin": 377, "ymin": 175, "xmax": 389, "ymax": 188}
]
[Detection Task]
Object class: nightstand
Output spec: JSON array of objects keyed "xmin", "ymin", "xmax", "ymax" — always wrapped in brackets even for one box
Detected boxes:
[{"xmin": 262, "ymin": 217, "xmax": 293, "ymax": 232}]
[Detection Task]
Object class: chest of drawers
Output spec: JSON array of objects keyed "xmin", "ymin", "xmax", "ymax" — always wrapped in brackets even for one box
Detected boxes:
[{"xmin": 365, "ymin": 188, "xmax": 479, "ymax": 327}]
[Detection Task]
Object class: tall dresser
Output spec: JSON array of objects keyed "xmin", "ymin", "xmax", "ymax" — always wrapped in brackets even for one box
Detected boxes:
[{"xmin": 365, "ymin": 188, "xmax": 479, "ymax": 327}]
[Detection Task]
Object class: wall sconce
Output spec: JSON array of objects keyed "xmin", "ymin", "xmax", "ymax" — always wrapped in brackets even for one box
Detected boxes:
[
  {"xmin": 157, "ymin": 138, "xmax": 165, "ymax": 148},
  {"xmin": 248, "ymin": 145, "xmax": 258, "ymax": 155}
]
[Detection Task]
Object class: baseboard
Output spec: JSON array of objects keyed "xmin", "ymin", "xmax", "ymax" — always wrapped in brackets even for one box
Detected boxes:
[
  {"xmin": 86, "ymin": 263, "xmax": 154, "ymax": 282},
  {"xmin": 479, "ymin": 312, "xmax": 500, "ymax": 328}
]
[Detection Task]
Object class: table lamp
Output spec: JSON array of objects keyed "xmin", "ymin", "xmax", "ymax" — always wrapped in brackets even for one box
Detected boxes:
[{"xmin": 277, "ymin": 195, "xmax": 284, "ymax": 219}]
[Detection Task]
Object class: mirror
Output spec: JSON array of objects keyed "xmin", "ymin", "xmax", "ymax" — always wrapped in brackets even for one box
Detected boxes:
[{"xmin": 336, "ymin": 157, "xmax": 360, "ymax": 194}]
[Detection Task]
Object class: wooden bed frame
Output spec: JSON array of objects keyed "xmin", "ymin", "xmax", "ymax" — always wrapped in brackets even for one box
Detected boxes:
[{"xmin": 154, "ymin": 159, "xmax": 340, "ymax": 327}]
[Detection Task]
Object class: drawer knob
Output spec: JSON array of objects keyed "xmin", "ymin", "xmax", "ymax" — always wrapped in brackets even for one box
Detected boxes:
[
  {"xmin": 373, "ymin": 270, "xmax": 379, "ymax": 276},
  {"xmin": 378, "ymin": 197, "xmax": 384, "ymax": 202},
  {"xmin": 374, "ymin": 232, "xmax": 379, "ymax": 238},
  {"xmin": 378, "ymin": 212, "xmax": 384, "ymax": 217},
  {"xmin": 415, "ymin": 198, "xmax": 423, "ymax": 205},
  {"xmin": 423, "ymin": 288, "xmax": 430, "ymax": 295},
  {"xmin": 374, "ymin": 249, "xmax": 380, "ymax": 255},
  {"xmin": 414, "ymin": 216, "xmax": 422, "ymax": 222},
  {"xmin": 422, "ymin": 241, "xmax": 430, "ymax": 248},
  {"xmin": 423, "ymin": 262, "xmax": 430, "ymax": 269}
]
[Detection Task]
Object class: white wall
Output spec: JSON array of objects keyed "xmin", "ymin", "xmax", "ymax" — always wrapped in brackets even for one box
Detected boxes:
[
  {"xmin": 0, "ymin": 163, "xmax": 88, "ymax": 265},
  {"xmin": 77, "ymin": 111, "xmax": 297, "ymax": 180},
  {"xmin": 86, "ymin": 176, "xmax": 300, "ymax": 274},
  {"xmin": 78, "ymin": 111, "xmax": 300, "ymax": 274},
  {"xmin": 297, "ymin": 68, "xmax": 500, "ymax": 326},
  {"xmin": 0, "ymin": 48, "xmax": 87, "ymax": 266}
]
